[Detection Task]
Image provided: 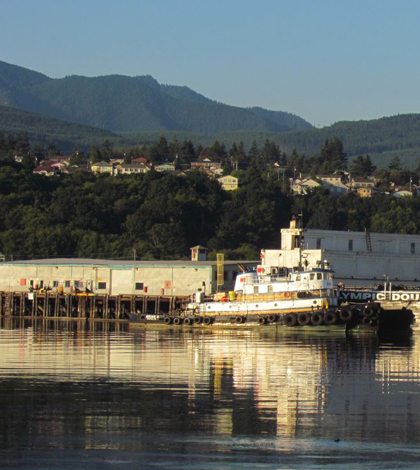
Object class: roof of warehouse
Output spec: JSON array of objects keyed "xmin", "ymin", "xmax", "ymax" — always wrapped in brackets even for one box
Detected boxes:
[{"xmin": 0, "ymin": 258, "xmax": 258, "ymax": 268}]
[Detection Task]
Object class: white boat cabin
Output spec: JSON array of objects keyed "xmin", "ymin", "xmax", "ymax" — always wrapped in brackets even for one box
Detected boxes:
[{"xmin": 234, "ymin": 268, "xmax": 333, "ymax": 295}]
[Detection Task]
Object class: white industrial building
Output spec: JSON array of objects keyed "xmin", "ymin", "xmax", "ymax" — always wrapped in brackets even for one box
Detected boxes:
[
  {"xmin": 302, "ymin": 228, "xmax": 420, "ymax": 287},
  {"xmin": 262, "ymin": 220, "xmax": 420, "ymax": 288}
]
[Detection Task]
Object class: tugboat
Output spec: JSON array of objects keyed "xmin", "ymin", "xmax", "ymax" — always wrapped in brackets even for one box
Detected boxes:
[{"xmin": 177, "ymin": 260, "xmax": 339, "ymax": 327}]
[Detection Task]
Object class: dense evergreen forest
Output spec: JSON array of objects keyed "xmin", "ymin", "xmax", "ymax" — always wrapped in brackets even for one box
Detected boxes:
[{"xmin": 2, "ymin": 132, "xmax": 420, "ymax": 261}]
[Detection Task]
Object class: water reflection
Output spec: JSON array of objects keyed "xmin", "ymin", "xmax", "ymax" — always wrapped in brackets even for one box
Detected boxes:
[{"xmin": 0, "ymin": 319, "xmax": 419, "ymax": 468}]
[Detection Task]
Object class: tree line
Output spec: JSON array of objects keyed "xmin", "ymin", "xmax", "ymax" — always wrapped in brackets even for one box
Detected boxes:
[{"xmin": 2, "ymin": 133, "xmax": 420, "ymax": 262}]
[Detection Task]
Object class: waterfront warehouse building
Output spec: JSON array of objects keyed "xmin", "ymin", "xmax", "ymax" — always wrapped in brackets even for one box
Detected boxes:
[{"xmin": 0, "ymin": 258, "xmax": 257, "ymax": 297}]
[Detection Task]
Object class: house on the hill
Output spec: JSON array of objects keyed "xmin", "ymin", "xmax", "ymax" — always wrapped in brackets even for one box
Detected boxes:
[
  {"xmin": 154, "ymin": 163, "xmax": 176, "ymax": 172},
  {"xmin": 318, "ymin": 175, "xmax": 349, "ymax": 195},
  {"xmin": 218, "ymin": 175, "xmax": 239, "ymax": 191},
  {"xmin": 91, "ymin": 161, "xmax": 115, "ymax": 175},
  {"xmin": 291, "ymin": 177, "xmax": 321, "ymax": 195},
  {"xmin": 116, "ymin": 163, "xmax": 151, "ymax": 175}
]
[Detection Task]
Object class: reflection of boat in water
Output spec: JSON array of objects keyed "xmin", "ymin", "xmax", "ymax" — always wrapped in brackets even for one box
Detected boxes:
[{"xmin": 131, "ymin": 218, "xmax": 414, "ymax": 333}]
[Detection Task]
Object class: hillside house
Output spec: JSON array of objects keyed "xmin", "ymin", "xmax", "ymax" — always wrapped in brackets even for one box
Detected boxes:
[
  {"xmin": 154, "ymin": 163, "xmax": 176, "ymax": 172},
  {"xmin": 318, "ymin": 175, "xmax": 349, "ymax": 195},
  {"xmin": 351, "ymin": 177, "xmax": 376, "ymax": 190},
  {"xmin": 116, "ymin": 163, "xmax": 151, "ymax": 175},
  {"xmin": 291, "ymin": 177, "xmax": 321, "ymax": 195},
  {"xmin": 33, "ymin": 163, "xmax": 57, "ymax": 176},
  {"xmin": 91, "ymin": 161, "xmax": 115, "ymax": 175},
  {"xmin": 218, "ymin": 175, "xmax": 239, "ymax": 191},
  {"xmin": 191, "ymin": 159, "xmax": 222, "ymax": 171}
]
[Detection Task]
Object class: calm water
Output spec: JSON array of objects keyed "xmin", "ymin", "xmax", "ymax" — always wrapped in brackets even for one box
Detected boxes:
[{"xmin": 1, "ymin": 319, "xmax": 420, "ymax": 469}]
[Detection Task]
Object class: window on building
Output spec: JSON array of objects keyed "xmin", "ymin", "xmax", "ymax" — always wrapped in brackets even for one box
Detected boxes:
[
  {"xmin": 317, "ymin": 273, "xmax": 322, "ymax": 280},
  {"xmin": 53, "ymin": 281, "xmax": 59, "ymax": 288},
  {"xmin": 40, "ymin": 280, "xmax": 44, "ymax": 288},
  {"xmin": 135, "ymin": 282, "xmax": 144, "ymax": 290},
  {"xmin": 411, "ymin": 243, "xmax": 416, "ymax": 254},
  {"xmin": 349, "ymin": 240, "xmax": 353, "ymax": 252},
  {"xmin": 98, "ymin": 282, "xmax": 107, "ymax": 290},
  {"xmin": 65, "ymin": 280, "xmax": 70, "ymax": 288},
  {"xmin": 316, "ymin": 238, "xmax": 321, "ymax": 249}
]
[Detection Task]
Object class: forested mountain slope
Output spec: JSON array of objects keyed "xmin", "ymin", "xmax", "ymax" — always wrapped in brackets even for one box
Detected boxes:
[
  {"xmin": 277, "ymin": 114, "xmax": 420, "ymax": 166},
  {"xmin": 0, "ymin": 105, "xmax": 116, "ymax": 151},
  {"xmin": 0, "ymin": 60, "xmax": 312, "ymax": 134}
]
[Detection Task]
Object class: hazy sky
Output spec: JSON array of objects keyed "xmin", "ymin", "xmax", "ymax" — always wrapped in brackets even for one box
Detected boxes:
[{"xmin": 1, "ymin": 0, "xmax": 419, "ymax": 127}]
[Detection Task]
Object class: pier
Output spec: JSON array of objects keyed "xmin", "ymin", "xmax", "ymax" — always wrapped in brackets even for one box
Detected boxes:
[{"xmin": 0, "ymin": 291, "xmax": 185, "ymax": 320}]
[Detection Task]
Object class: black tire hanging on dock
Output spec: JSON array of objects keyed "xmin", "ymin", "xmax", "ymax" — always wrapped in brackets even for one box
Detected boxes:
[
  {"xmin": 339, "ymin": 308, "xmax": 353, "ymax": 322},
  {"xmin": 311, "ymin": 312, "xmax": 324, "ymax": 326},
  {"xmin": 362, "ymin": 316, "xmax": 373, "ymax": 326},
  {"xmin": 323, "ymin": 311, "xmax": 338, "ymax": 325},
  {"xmin": 173, "ymin": 317, "xmax": 182, "ymax": 325},
  {"xmin": 193, "ymin": 316, "xmax": 203, "ymax": 324},
  {"xmin": 203, "ymin": 316, "xmax": 213, "ymax": 325},
  {"xmin": 364, "ymin": 306, "xmax": 374, "ymax": 316},
  {"xmin": 258, "ymin": 316, "xmax": 267, "ymax": 325},
  {"xmin": 235, "ymin": 316, "xmax": 245, "ymax": 324},
  {"xmin": 164, "ymin": 316, "xmax": 173, "ymax": 325},
  {"xmin": 297, "ymin": 312, "xmax": 311, "ymax": 326},
  {"xmin": 284, "ymin": 313, "xmax": 297, "ymax": 327},
  {"xmin": 184, "ymin": 317, "xmax": 193, "ymax": 326},
  {"xmin": 268, "ymin": 314, "xmax": 277, "ymax": 323}
]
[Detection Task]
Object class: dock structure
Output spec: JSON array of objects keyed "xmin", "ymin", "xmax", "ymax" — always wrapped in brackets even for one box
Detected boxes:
[
  {"xmin": 0, "ymin": 257, "xmax": 257, "ymax": 320},
  {"xmin": 0, "ymin": 291, "xmax": 183, "ymax": 320}
]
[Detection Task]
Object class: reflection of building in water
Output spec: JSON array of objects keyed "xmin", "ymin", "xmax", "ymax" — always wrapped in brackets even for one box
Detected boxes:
[{"xmin": 1, "ymin": 323, "xmax": 420, "ymax": 442}]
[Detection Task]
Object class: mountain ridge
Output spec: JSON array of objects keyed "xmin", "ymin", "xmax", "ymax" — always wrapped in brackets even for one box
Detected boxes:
[{"xmin": 0, "ymin": 60, "xmax": 312, "ymax": 134}]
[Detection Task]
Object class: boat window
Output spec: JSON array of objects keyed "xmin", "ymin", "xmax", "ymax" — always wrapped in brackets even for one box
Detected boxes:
[
  {"xmin": 268, "ymin": 285, "xmax": 273, "ymax": 293},
  {"xmin": 296, "ymin": 275, "xmax": 301, "ymax": 281},
  {"xmin": 310, "ymin": 273, "xmax": 315, "ymax": 280},
  {"xmin": 254, "ymin": 286, "xmax": 259, "ymax": 294},
  {"xmin": 317, "ymin": 273, "xmax": 322, "ymax": 280}
]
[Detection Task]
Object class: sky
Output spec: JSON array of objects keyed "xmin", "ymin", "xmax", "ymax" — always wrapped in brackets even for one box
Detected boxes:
[{"xmin": 1, "ymin": 0, "xmax": 420, "ymax": 127}]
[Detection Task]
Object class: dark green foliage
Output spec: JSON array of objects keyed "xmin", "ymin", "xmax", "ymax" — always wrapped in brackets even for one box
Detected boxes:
[
  {"xmin": 350, "ymin": 155, "xmax": 376, "ymax": 177},
  {"xmin": 2, "ymin": 154, "xmax": 420, "ymax": 261},
  {"xmin": 293, "ymin": 188, "xmax": 420, "ymax": 235}
]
